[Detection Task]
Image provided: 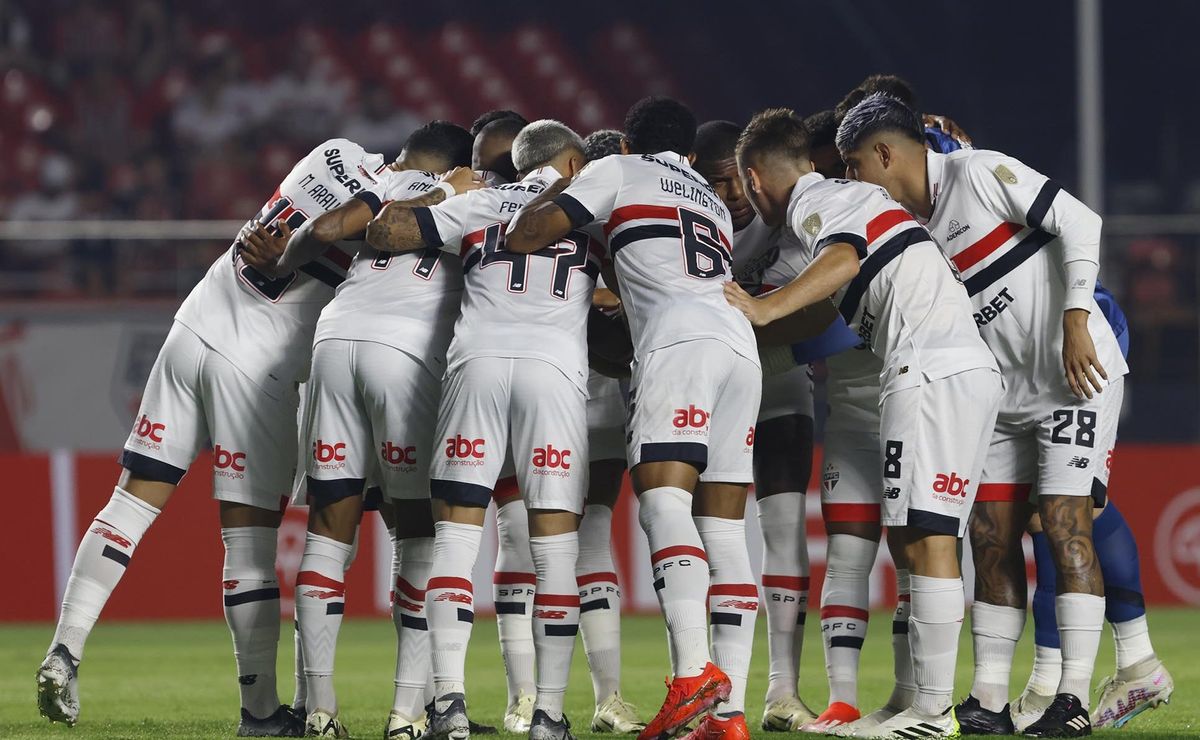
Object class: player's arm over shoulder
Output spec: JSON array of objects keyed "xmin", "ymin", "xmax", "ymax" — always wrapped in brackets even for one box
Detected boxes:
[
  {"xmin": 507, "ymin": 156, "xmax": 621, "ymax": 253},
  {"xmin": 367, "ymin": 173, "xmax": 482, "ymax": 253}
]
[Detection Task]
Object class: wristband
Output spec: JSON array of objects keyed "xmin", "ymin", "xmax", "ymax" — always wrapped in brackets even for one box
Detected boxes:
[
  {"xmin": 435, "ymin": 181, "xmax": 457, "ymax": 199},
  {"xmin": 1064, "ymin": 259, "xmax": 1098, "ymax": 313}
]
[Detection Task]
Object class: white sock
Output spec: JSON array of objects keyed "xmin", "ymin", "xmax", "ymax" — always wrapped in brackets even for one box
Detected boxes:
[
  {"xmin": 1113, "ymin": 615, "xmax": 1156, "ymax": 673},
  {"xmin": 493, "ymin": 500, "xmax": 536, "ymax": 704},
  {"xmin": 428, "ymin": 521, "xmax": 483, "ymax": 700},
  {"xmin": 296, "ymin": 533, "xmax": 354, "ymax": 715},
  {"xmin": 970, "ymin": 602, "xmax": 1025, "ymax": 712},
  {"xmin": 888, "ymin": 570, "xmax": 916, "ymax": 711},
  {"xmin": 51, "ymin": 486, "xmax": 160, "ymax": 661},
  {"xmin": 638, "ymin": 487, "xmax": 711, "ymax": 677},
  {"xmin": 1056, "ymin": 593, "xmax": 1105, "ymax": 705},
  {"xmin": 1025, "ymin": 644, "xmax": 1063, "ymax": 697},
  {"xmin": 530, "ymin": 532, "xmax": 581, "ymax": 720},
  {"xmin": 577, "ymin": 504, "xmax": 622, "ymax": 704},
  {"xmin": 756, "ymin": 492, "xmax": 808, "ymax": 704},
  {"xmin": 292, "ymin": 621, "xmax": 306, "ymax": 711},
  {"xmin": 221, "ymin": 526, "xmax": 282, "ymax": 719},
  {"xmin": 393, "ymin": 536, "xmax": 434, "ymax": 719},
  {"xmin": 696, "ymin": 515, "xmax": 757, "ymax": 716},
  {"xmin": 909, "ymin": 575, "xmax": 964, "ymax": 717},
  {"xmin": 820, "ymin": 533, "xmax": 876, "ymax": 707}
]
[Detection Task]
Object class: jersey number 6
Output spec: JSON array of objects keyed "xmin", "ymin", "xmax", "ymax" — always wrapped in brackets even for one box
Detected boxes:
[{"xmin": 680, "ymin": 209, "xmax": 731, "ymax": 280}]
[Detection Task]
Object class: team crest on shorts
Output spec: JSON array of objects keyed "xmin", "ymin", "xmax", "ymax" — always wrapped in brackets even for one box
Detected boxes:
[{"xmin": 822, "ymin": 462, "xmax": 839, "ymax": 492}]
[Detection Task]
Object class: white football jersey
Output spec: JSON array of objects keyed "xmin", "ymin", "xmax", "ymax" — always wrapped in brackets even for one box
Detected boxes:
[
  {"xmin": 922, "ymin": 150, "xmax": 1128, "ymax": 414},
  {"xmin": 313, "ymin": 168, "xmax": 463, "ymax": 375},
  {"xmin": 419, "ymin": 166, "xmax": 601, "ymax": 391},
  {"xmin": 547, "ymin": 152, "xmax": 759, "ymax": 366},
  {"xmin": 731, "ymin": 216, "xmax": 809, "ymax": 294},
  {"xmin": 175, "ymin": 139, "xmax": 383, "ymax": 397},
  {"xmin": 786, "ymin": 172, "xmax": 997, "ymax": 399}
]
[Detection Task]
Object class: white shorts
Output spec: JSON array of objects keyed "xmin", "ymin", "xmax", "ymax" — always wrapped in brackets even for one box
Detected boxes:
[
  {"xmin": 758, "ymin": 364, "xmax": 814, "ymax": 422},
  {"xmin": 587, "ymin": 374, "xmax": 627, "ymax": 464},
  {"xmin": 979, "ymin": 377, "xmax": 1124, "ymax": 505},
  {"xmin": 430, "ymin": 357, "xmax": 588, "ymax": 514},
  {"xmin": 300, "ymin": 339, "xmax": 441, "ymax": 502},
  {"xmin": 820, "ymin": 425, "xmax": 882, "ymax": 524},
  {"xmin": 878, "ymin": 368, "xmax": 1002, "ymax": 536},
  {"xmin": 626, "ymin": 339, "xmax": 760, "ymax": 484},
  {"xmin": 122, "ymin": 321, "xmax": 298, "ymax": 510}
]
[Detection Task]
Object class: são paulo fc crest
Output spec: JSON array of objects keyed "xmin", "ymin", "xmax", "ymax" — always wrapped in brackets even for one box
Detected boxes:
[{"xmin": 822, "ymin": 462, "xmax": 839, "ymax": 492}]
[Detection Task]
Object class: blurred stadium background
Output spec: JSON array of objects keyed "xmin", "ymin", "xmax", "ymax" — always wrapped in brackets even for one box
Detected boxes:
[{"xmin": 1, "ymin": 0, "xmax": 1199, "ymax": 627}]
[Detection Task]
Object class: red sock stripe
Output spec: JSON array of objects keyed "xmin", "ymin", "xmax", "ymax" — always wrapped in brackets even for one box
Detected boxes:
[
  {"xmin": 709, "ymin": 583, "xmax": 759, "ymax": 597},
  {"xmin": 651, "ymin": 545, "xmax": 707, "ymax": 563},
  {"xmin": 898, "ymin": 594, "xmax": 911, "ymax": 602},
  {"xmin": 492, "ymin": 476, "xmax": 520, "ymax": 503},
  {"xmin": 394, "ymin": 577, "xmax": 425, "ymax": 602},
  {"xmin": 296, "ymin": 571, "xmax": 344, "ymax": 590},
  {"xmin": 493, "ymin": 571, "xmax": 537, "ymax": 585},
  {"xmin": 533, "ymin": 593, "xmax": 581, "ymax": 607},
  {"xmin": 427, "ymin": 576, "xmax": 473, "ymax": 593},
  {"xmin": 976, "ymin": 483, "xmax": 1033, "ymax": 502},
  {"xmin": 576, "ymin": 571, "xmax": 619, "ymax": 586},
  {"xmin": 821, "ymin": 502, "xmax": 882, "ymax": 523},
  {"xmin": 820, "ymin": 605, "xmax": 870, "ymax": 620},
  {"xmin": 762, "ymin": 575, "xmax": 810, "ymax": 590}
]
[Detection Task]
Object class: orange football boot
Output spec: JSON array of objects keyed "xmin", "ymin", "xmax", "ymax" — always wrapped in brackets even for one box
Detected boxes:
[
  {"xmin": 681, "ymin": 712, "xmax": 750, "ymax": 740},
  {"xmin": 798, "ymin": 702, "xmax": 861, "ymax": 733},
  {"xmin": 637, "ymin": 663, "xmax": 732, "ymax": 740}
]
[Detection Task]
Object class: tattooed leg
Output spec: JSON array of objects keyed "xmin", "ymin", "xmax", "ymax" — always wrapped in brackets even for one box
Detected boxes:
[
  {"xmin": 1039, "ymin": 495, "xmax": 1103, "ymax": 596},
  {"xmin": 968, "ymin": 500, "xmax": 1032, "ymax": 608}
]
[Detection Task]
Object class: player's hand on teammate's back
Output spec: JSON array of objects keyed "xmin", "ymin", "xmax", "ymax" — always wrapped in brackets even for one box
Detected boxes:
[
  {"xmin": 592, "ymin": 287, "xmax": 623, "ymax": 317},
  {"xmin": 1062, "ymin": 308, "xmax": 1108, "ymax": 399},
  {"xmin": 724, "ymin": 280, "xmax": 775, "ymax": 326},
  {"xmin": 924, "ymin": 113, "xmax": 972, "ymax": 145},
  {"xmin": 441, "ymin": 166, "xmax": 488, "ymax": 195},
  {"xmin": 240, "ymin": 221, "xmax": 292, "ymax": 276}
]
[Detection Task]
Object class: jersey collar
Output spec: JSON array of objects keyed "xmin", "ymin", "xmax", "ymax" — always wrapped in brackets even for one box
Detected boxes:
[
  {"xmin": 525, "ymin": 165, "xmax": 564, "ymax": 184},
  {"xmin": 924, "ymin": 149, "xmax": 947, "ymax": 224},
  {"xmin": 790, "ymin": 170, "xmax": 825, "ymax": 200},
  {"xmin": 654, "ymin": 151, "xmax": 690, "ymax": 165}
]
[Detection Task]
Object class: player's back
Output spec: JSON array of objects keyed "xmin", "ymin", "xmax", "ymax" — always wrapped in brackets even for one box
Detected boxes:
[
  {"xmin": 314, "ymin": 168, "xmax": 463, "ymax": 373},
  {"xmin": 426, "ymin": 167, "xmax": 601, "ymax": 391},
  {"xmin": 560, "ymin": 153, "xmax": 758, "ymax": 364},
  {"xmin": 789, "ymin": 174, "xmax": 996, "ymax": 397},
  {"xmin": 175, "ymin": 138, "xmax": 380, "ymax": 394}
]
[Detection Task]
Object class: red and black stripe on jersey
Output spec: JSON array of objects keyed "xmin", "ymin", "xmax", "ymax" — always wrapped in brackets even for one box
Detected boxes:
[
  {"xmin": 835, "ymin": 209, "xmax": 930, "ymax": 321},
  {"xmin": 952, "ymin": 180, "xmax": 1063, "ymax": 297}
]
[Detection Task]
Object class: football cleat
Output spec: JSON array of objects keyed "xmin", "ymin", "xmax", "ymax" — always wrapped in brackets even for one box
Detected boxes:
[
  {"xmin": 1011, "ymin": 689, "xmax": 1054, "ymax": 733},
  {"xmin": 387, "ymin": 709, "xmax": 428, "ymax": 739},
  {"xmin": 638, "ymin": 662, "xmax": 731, "ymax": 740},
  {"xmin": 1022, "ymin": 693, "xmax": 1090, "ymax": 737},
  {"xmin": 953, "ymin": 695, "xmax": 1014, "ymax": 735},
  {"xmin": 828, "ymin": 703, "xmax": 907, "ymax": 737},
  {"xmin": 428, "ymin": 694, "xmax": 471, "ymax": 740},
  {"xmin": 856, "ymin": 706, "xmax": 960, "ymax": 739},
  {"xmin": 760, "ymin": 695, "xmax": 817, "ymax": 732},
  {"xmin": 797, "ymin": 701, "xmax": 860, "ymax": 733},
  {"xmin": 682, "ymin": 712, "xmax": 750, "ymax": 740},
  {"xmin": 528, "ymin": 709, "xmax": 575, "ymax": 740},
  {"xmin": 469, "ymin": 719, "xmax": 497, "ymax": 735},
  {"xmin": 504, "ymin": 689, "xmax": 536, "ymax": 733},
  {"xmin": 591, "ymin": 692, "xmax": 645, "ymax": 733},
  {"xmin": 305, "ymin": 710, "xmax": 349, "ymax": 738},
  {"xmin": 36, "ymin": 644, "xmax": 80, "ymax": 727},
  {"xmin": 238, "ymin": 704, "xmax": 306, "ymax": 737},
  {"xmin": 1093, "ymin": 657, "xmax": 1173, "ymax": 729}
]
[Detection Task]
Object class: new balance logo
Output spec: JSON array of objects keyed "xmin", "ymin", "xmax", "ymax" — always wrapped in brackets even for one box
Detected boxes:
[
  {"xmin": 533, "ymin": 609, "xmax": 568, "ymax": 620},
  {"xmin": 715, "ymin": 599, "xmax": 758, "ymax": 611},
  {"xmin": 91, "ymin": 526, "xmax": 132, "ymax": 548},
  {"xmin": 302, "ymin": 589, "xmax": 342, "ymax": 600},
  {"xmin": 883, "ymin": 486, "xmax": 900, "ymax": 499},
  {"xmin": 434, "ymin": 592, "xmax": 471, "ymax": 604},
  {"xmin": 1068, "ymin": 456, "xmax": 1090, "ymax": 468}
]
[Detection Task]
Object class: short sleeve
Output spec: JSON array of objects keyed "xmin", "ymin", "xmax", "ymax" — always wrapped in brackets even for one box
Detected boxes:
[
  {"xmin": 417, "ymin": 191, "xmax": 474, "ymax": 250},
  {"xmin": 553, "ymin": 156, "xmax": 622, "ymax": 229},
  {"xmin": 789, "ymin": 185, "xmax": 872, "ymax": 258},
  {"xmin": 355, "ymin": 171, "xmax": 435, "ymax": 216}
]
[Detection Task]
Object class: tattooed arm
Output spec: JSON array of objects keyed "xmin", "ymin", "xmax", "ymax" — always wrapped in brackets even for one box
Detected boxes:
[
  {"xmin": 1040, "ymin": 494, "xmax": 1104, "ymax": 596},
  {"xmin": 366, "ymin": 167, "xmax": 485, "ymax": 253},
  {"xmin": 504, "ymin": 177, "xmax": 573, "ymax": 254}
]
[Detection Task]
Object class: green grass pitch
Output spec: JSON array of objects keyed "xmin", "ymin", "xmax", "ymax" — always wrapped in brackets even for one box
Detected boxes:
[{"xmin": 2, "ymin": 609, "xmax": 1195, "ymax": 738}]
